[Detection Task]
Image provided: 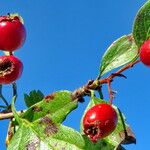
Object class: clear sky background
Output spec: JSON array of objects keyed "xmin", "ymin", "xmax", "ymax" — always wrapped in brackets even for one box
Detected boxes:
[{"xmin": 0, "ymin": 0, "xmax": 148, "ymax": 150}]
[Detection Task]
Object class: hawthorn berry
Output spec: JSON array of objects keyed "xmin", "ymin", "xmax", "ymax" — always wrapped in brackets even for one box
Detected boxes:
[
  {"xmin": 0, "ymin": 14, "xmax": 26, "ymax": 51},
  {"xmin": 0, "ymin": 55, "xmax": 23, "ymax": 84},
  {"xmin": 140, "ymin": 39, "xmax": 150, "ymax": 66},
  {"xmin": 83, "ymin": 103, "xmax": 118, "ymax": 143}
]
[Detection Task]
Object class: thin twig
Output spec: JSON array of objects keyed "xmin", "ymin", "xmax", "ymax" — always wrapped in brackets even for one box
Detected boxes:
[
  {"xmin": 72, "ymin": 60, "xmax": 140, "ymax": 101},
  {"xmin": 108, "ymin": 60, "xmax": 140, "ymax": 81},
  {"xmin": 12, "ymin": 83, "xmax": 17, "ymax": 102},
  {"xmin": 0, "ymin": 105, "xmax": 8, "ymax": 109},
  {"xmin": 0, "ymin": 112, "xmax": 15, "ymax": 120},
  {"xmin": 105, "ymin": 60, "xmax": 140, "ymax": 103},
  {"xmin": 0, "ymin": 85, "xmax": 9, "ymax": 107},
  {"xmin": 6, "ymin": 82, "xmax": 18, "ymax": 110},
  {"xmin": 100, "ymin": 60, "xmax": 140, "ymax": 84},
  {"xmin": 0, "ymin": 110, "xmax": 25, "ymax": 120}
]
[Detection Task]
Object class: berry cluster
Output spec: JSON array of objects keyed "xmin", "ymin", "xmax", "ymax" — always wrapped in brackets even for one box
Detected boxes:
[
  {"xmin": 0, "ymin": 12, "xmax": 148, "ymax": 146},
  {"xmin": 0, "ymin": 14, "xmax": 26, "ymax": 84}
]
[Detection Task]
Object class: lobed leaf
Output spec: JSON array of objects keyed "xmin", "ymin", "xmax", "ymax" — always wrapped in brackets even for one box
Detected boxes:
[
  {"xmin": 133, "ymin": 0, "xmax": 150, "ymax": 47},
  {"xmin": 24, "ymin": 90, "xmax": 44, "ymax": 108},
  {"xmin": 99, "ymin": 35, "xmax": 138, "ymax": 77}
]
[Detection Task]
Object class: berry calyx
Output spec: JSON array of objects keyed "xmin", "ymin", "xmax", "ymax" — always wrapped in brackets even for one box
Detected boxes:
[
  {"xmin": 83, "ymin": 103, "xmax": 118, "ymax": 143},
  {"xmin": 0, "ymin": 55, "xmax": 23, "ymax": 84},
  {"xmin": 0, "ymin": 14, "xmax": 26, "ymax": 51},
  {"xmin": 140, "ymin": 39, "xmax": 150, "ymax": 66}
]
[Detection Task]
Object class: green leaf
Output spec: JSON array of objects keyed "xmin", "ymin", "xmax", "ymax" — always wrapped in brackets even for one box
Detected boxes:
[
  {"xmin": 133, "ymin": 0, "xmax": 150, "ymax": 47},
  {"xmin": 8, "ymin": 91, "xmax": 126, "ymax": 150},
  {"xmin": 99, "ymin": 35, "xmax": 138, "ymax": 77},
  {"xmin": 22, "ymin": 90, "xmax": 78, "ymax": 123},
  {"xmin": 24, "ymin": 90, "xmax": 44, "ymax": 108},
  {"xmin": 7, "ymin": 121, "xmax": 85, "ymax": 150},
  {"xmin": 33, "ymin": 120, "xmax": 85, "ymax": 150},
  {"xmin": 8, "ymin": 92, "xmax": 85, "ymax": 150},
  {"xmin": 7, "ymin": 123, "xmax": 120, "ymax": 150},
  {"xmin": 80, "ymin": 95, "xmax": 136, "ymax": 149}
]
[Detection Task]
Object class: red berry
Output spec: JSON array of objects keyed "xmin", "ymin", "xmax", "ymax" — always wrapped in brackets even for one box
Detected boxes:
[
  {"xmin": 140, "ymin": 40, "xmax": 150, "ymax": 66},
  {"xmin": 83, "ymin": 103, "xmax": 118, "ymax": 143},
  {"xmin": 0, "ymin": 55, "xmax": 23, "ymax": 84},
  {"xmin": 0, "ymin": 14, "xmax": 26, "ymax": 51}
]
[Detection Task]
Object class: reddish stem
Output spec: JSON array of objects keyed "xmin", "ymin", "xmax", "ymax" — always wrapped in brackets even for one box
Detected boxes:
[{"xmin": 104, "ymin": 60, "xmax": 140, "ymax": 104}]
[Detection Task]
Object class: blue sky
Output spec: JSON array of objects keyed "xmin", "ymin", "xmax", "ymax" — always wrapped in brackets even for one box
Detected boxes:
[{"xmin": 0, "ymin": 0, "xmax": 148, "ymax": 149}]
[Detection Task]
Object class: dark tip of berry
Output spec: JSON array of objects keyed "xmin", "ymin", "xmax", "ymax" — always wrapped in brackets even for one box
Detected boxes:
[
  {"xmin": 0, "ymin": 59, "xmax": 13, "ymax": 75},
  {"xmin": 84, "ymin": 124, "xmax": 101, "ymax": 143}
]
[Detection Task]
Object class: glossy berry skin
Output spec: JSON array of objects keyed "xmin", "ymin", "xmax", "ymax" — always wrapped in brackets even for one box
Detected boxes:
[
  {"xmin": 0, "ymin": 55, "xmax": 23, "ymax": 84},
  {"xmin": 0, "ymin": 15, "xmax": 26, "ymax": 51},
  {"xmin": 140, "ymin": 40, "xmax": 150, "ymax": 66},
  {"xmin": 83, "ymin": 103, "xmax": 118, "ymax": 143}
]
